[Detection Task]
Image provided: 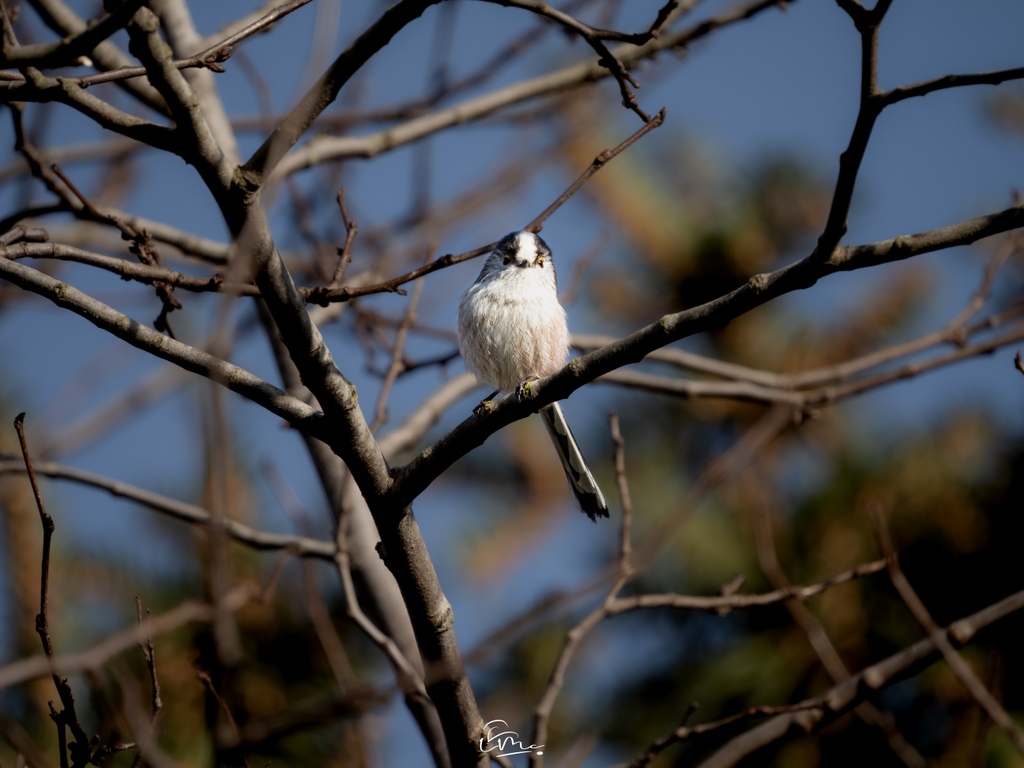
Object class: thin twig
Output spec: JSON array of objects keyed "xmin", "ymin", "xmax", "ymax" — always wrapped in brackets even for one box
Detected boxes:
[
  {"xmin": 0, "ymin": 458, "xmax": 338, "ymax": 560},
  {"xmin": 49, "ymin": 162, "xmax": 180, "ymax": 334},
  {"xmin": 628, "ymin": 700, "xmax": 831, "ymax": 768},
  {"xmin": 811, "ymin": 0, "xmax": 891, "ymax": 263},
  {"xmin": 0, "ymin": 0, "xmax": 315, "ymax": 89},
  {"xmin": 270, "ymin": 0, "xmax": 791, "ymax": 177},
  {"xmin": 474, "ymin": 0, "xmax": 657, "ymax": 121},
  {"xmin": 609, "ymin": 413, "xmax": 633, "ymax": 571},
  {"xmin": 13, "ymin": 413, "xmax": 90, "ymax": 767},
  {"xmin": 134, "ymin": 598, "xmax": 162, "ymax": 718},
  {"xmin": 608, "ymin": 558, "xmax": 887, "ymax": 616},
  {"xmin": 10, "ymin": 105, "xmax": 179, "ymax": 330},
  {"xmin": 196, "ymin": 673, "xmax": 252, "ymax": 768},
  {"xmin": 372, "ymin": 274, "xmax": 427, "ymax": 432},
  {"xmin": 597, "ymin": 322, "xmax": 1024, "ymax": 407},
  {"xmin": 0, "ymin": 0, "xmax": 147, "ymax": 69},
  {"xmin": 329, "ymin": 189, "xmax": 358, "ymax": 287},
  {"xmin": 308, "ymin": 110, "xmax": 666, "ymax": 305},
  {"xmin": 528, "ymin": 108, "xmax": 665, "ymax": 233},
  {"xmin": 110, "ymin": 663, "xmax": 176, "ymax": 768},
  {"xmin": 881, "ymin": 65, "xmax": 1024, "ymax": 107}
]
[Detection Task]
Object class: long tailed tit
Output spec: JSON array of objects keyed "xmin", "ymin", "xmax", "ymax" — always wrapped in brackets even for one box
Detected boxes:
[{"xmin": 458, "ymin": 231, "xmax": 608, "ymax": 521}]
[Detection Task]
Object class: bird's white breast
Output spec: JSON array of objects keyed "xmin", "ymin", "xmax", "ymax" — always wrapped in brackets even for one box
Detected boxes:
[{"xmin": 458, "ymin": 266, "xmax": 570, "ymax": 392}]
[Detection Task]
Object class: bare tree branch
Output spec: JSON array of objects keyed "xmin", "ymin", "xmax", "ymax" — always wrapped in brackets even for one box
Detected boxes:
[
  {"xmin": 122, "ymin": 5, "xmax": 227, "ymax": 177},
  {"xmin": 21, "ymin": 0, "xmax": 168, "ymax": 110},
  {"xmin": 151, "ymin": 0, "xmax": 240, "ymax": 165},
  {"xmin": 394, "ymin": 203, "xmax": 1024, "ymax": 506},
  {"xmin": 307, "ymin": 111, "xmax": 665, "ymax": 305},
  {"xmin": 577, "ymin": 233, "xmax": 1022, "ymax": 394},
  {"xmin": 0, "ymin": 0, "xmax": 147, "ymax": 68},
  {"xmin": 598, "ymin": 323, "xmax": 1024, "ymax": 407},
  {"xmin": 608, "ymin": 559, "xmax": 887, "ymax": 615},
  {"xmin": 13, "ymin": 414, "xmax": 90, "ymax": 767},
  {"xmin": 2, "ymin": 0, "xmax": 315, "ymax": 92},
  {"xmin": 754, "ymin": 500, "xmax": 925, "ymax": 767},
  {"xmin": 12, "ymin": 68, "xmax": 176, "ymax": 151},
  {"xmin": 528, "ymin": 414, "xmax": 638, "ymax": 768},
  {"xmin": 687, "ymin": 587, "xmax": 1024, "ymax": 768},
  {"xmin": 868, "ymin": 503, "xmax": 1024, "ymax": 756},
  {"xmin": 811, "ymin": 0, "xmax": 892, "ymax": 262},
  {"xmin": 271, "ymin": 0, "xmax": 792, "ymax": 178},
  {"xmin": 881, "ymin": 65, "xmax": 1024, "ymax": 106},
  {"xmin": 241, "ymin": 0, "xmax": 445, "ymax": 188},
  {"xmin": 474, "ymin": 0, "xmax": 665, "ymax": 121},
  {"xmin": 0, "ymin": 458, "xmax": 338, "ymax": 559},
  {"xmin": 0, "ymin": 254, "xmax": 327, "ymax": 436}
]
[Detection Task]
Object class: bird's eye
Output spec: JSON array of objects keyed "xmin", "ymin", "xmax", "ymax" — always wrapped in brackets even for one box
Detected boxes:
[
  {"xmin": 502, "ymin": 255, "xmax": 512, "ymax": 265},
  {"xmin": 536, "ymin": 256, "xmax": 546, "ymax": 267}
]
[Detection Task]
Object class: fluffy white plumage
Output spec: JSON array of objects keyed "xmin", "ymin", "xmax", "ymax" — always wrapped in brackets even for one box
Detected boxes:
[
  {"xmin": 458, "ymin": 231, "xmax": 608, "ymax": 520},
  {"xmin": 458, "ymin": 231, "xmax": 569, "ymax": 392}
]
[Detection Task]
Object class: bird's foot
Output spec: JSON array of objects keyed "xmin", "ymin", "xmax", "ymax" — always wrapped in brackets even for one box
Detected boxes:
[{"xmin": 515, "ymin": 377, "xmax": 539, "ymax": 401}]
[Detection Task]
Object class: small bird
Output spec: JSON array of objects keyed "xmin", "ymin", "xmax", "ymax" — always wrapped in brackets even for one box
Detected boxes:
[{"xmin": 458, "ymin": 231, "xmax": 608, "ymax": 520}]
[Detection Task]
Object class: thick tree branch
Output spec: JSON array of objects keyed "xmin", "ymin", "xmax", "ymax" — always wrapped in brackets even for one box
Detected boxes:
[
  {"xmin": 577, "ymin": 236, "xmax": 1022, "ymax": 391},
  {"xmin": 257, "ymin": 304, "xmax": 453, "ymax": 768},
  {"xmin": 151, "ymin": 0, "xmax": 239, "ymax": 165},
  {"xmin": 393, "ymin": 203, "xmax": 1024, "ymax": 505},
  {"xmin": 123, "ymin": 6, "xmax": 228, "ymax": 180},
  {"xmin": 811, "ymin": 0, "xmax": 894, "ymax": 261},
  {"xmin": 0, "ymin": 0, "xmax": 147, "ymax": 68},
  {"xmin": 21, "ymin": 0, "xmax": 168, "ymax": 111},
  {"xmin": 15, "ymin": 67, "xmax": 176, "ymax": 151},
  {"xmin": 235, "ymin": 207, "xmax": 393, "ymax": 496},
  {"xmin": 240, "ymin": 206, "xmax": 482, "ymax": 764}
]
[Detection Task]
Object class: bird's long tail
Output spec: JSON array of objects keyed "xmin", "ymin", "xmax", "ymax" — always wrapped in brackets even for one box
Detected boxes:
[{"xmin": 540, "ymin": 403, "xmax": 608, "ymax": 521}]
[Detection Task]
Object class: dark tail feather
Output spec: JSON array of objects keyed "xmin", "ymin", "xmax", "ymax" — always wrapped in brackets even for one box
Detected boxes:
[{"xmin": 540, "ymin": 403, "xmax": 608, "ymax": 521}]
